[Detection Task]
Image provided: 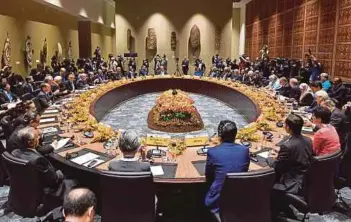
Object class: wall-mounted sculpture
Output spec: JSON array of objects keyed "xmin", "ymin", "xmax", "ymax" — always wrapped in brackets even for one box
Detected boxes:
[
  {"xmin": 68, "ymin": 41, "xmax": 73, "ymax": 59},
  {"xmin": 127, "ymin": 29, "xmax": 132, "ymax": 51},
  {"xmin": 40, "ymin": 38, "xmax": 47, "ymax": 65},
  {"xmin": 1, "ymin": 32, "xmax": 11, "ymax": 68},
  {"xmin": 188, "ymin": 25, "xmax": 201, "ymax": 59},
  {"xmin": 215, "ymin": 26, "xmax": 221, "ymax": 52},
  {"xmin": 171, "ymin": 31, "xmax": 177, "ymax": 52},
  {"xmin": 146, "ymin": 28, "xmax": 157, "ymax": 51},
  {"xmin": 56, "ymin": 42, "xmax": 63, "ymax": 62},
  {"xmin": 25, "ymin": 36, "xmax": 34, "ymax": 68}
]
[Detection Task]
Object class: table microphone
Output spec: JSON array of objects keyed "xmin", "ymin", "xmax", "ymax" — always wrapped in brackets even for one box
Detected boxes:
[{"xmin": 197, "ymin": 133, "xmax": 217, "ymax": 155}]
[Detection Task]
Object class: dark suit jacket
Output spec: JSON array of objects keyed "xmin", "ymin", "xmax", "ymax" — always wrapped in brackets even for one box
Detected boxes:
[
  {"xmin": 299, "ymin": 93, "xmax": 314, "ymax": 107},
  {"xmin": 65, "ymin": 81, "xmax": 76, "ymax": 92},
  {"xmin": 329, "ymin": 84, "xmax": 347, "ymax": 104},
  {"xmin": 36, "ymin": 90, "xmax": 51, "ymax": 111},
  {"xmin": 205, "ymin": 142, "xmax": 250, "ymax": 213},
  {"xmin": 279, "ymin": 85, "xmax": 291, "ymax": 98},
  {"xmin": 0, "ymin": 90, "xmax": 18, "ymax": 105},
  {"xmin": 289, "ymin": 86, "xmax": 301, "ymax": 101},
  {"xmin": 11, "ymin": 148, "xmax": 72, "ymax": 212},
  {"xmin": 22, "ymin": 83, "xmax": 36, "ymax": 95},
  {"xmin": 11, "ymin": 148, "xmax": 62, "ymax": 189},
  {"xmin": 108, "ymin": 159, "xmax": 151, "ymax": 172},
  {"xmin": 271, "ymin": 135, "xmax": 312, "ymax": 194}
]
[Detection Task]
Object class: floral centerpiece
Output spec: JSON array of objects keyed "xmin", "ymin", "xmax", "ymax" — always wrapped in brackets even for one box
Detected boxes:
[{"xmin": 148, "ymin": 89, "xmax": 204, "ymax": 133}]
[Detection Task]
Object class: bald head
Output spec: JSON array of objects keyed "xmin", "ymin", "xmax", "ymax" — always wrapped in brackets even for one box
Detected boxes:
[{"xmin": 63, "ymin": 188, "xmax": 96, "ymax": 218}]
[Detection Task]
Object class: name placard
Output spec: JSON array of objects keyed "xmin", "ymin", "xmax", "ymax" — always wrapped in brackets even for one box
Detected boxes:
[
  {"xmin": 146, "ymin": 134, "xmax": 171, "ymax": 147},
  {"xmin": 184, "ymin": 135, "xmax": 209, "ymax": 147}
]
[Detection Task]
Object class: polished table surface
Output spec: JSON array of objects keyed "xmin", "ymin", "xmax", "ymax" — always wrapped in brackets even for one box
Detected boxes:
[{"xmin": 39, "ymin": 77, "xmax": 313, "ymax": 183}]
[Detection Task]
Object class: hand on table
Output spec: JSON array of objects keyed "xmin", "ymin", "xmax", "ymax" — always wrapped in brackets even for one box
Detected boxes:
[{"xmin": 139, "ymin": 145, "xmax": 147, "ymax": 160}]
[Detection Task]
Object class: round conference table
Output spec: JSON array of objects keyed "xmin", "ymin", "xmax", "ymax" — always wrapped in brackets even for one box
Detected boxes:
[{"xmin": 38, "ymin": 76, "xmax": 311, "ymax": 183}]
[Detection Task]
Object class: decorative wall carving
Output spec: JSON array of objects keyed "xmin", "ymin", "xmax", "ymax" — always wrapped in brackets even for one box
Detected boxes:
[
  {"xmin": 40, "ymin": 38, "xmax": 47, "ymax": 65},
  {"xmin": 127, "ymin": 29, "xmax": 132, "ymax": 51},
  {"xmin": 68, "ymin": 41, "xmax": 73, "ymax": 59},
  {"xmin": 171, "ymin": 31, "xmax": 177, "ymax": 52},
  {"xmin": 56, "ymin": 42, "xmax": 63, "ymax": 62},
  {"xmin": 189, "ymin": 25, "xmax": 201, "ymax": 58},
  {"xmin": 1, "ymin": 32, "xmax": 11, "ymax": 68},
  {"xmin": 215, "ymin": 27, "xmax": 221, "ymax": 52},
  {"xmin": 146, "ymin": 28, "xmax": 157, "ymax": 51},
  {"xmin": 25, "ymin": 36, "xmax": 33, "ymax": 68}
]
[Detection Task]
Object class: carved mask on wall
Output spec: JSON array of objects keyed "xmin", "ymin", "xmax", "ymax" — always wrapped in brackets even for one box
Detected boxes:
[
  {"xmin": 146, "ymin": 28, "xmax": 157, "ymax": 50},
  {"xmin": 127, "ymin": 29, "xmax": 132, "ymax": 51}
]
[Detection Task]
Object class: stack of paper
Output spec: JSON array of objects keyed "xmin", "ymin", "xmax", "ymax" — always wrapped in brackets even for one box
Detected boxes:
[
  {"xmin": 40, "ymin": 118, "xmax": 56, "ymax": 123},
  {"xmin": 150, "ymin": 165, "xmax": 164, "ymax": 176},
  {"xmin": 51, "ymin": 138, "xmax": 70, "ymax": 150},
  {"xmin": 71, "ymin": 153, "xmax": 100, "ymax": 165}
]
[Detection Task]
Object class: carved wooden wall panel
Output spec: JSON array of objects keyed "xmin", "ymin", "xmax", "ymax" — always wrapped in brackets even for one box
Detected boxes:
[{"xmin": 246, "ymin": 0, "xmax": 351, "ymax": 80}]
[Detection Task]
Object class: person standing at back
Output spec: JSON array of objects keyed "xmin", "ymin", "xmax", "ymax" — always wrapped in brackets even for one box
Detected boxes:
[{"xmin": 205, "ymin": 120, "xmax": 250, "ymax": 214}]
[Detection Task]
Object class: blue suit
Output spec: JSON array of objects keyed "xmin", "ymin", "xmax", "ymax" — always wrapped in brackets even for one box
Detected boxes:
[{"xmin": 205, "ymin": 142, "xmax": 250, "ymax": 213}]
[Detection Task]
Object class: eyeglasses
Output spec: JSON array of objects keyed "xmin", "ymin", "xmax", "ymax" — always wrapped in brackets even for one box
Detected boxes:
[{"xmin": 65, "ymin": 152, "xmax": 78, "ymax": 160}]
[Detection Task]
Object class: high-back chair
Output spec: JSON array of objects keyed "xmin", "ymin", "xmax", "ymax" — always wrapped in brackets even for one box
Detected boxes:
[{"xmin": 100, "ymin": 171, "xmax": 156, "ymax": 222}]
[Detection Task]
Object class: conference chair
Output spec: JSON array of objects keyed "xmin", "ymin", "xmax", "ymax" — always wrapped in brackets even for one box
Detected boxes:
[
  {"xmin": 0, "ymin": 115, "xmax": 14, "ymax": 139},
  {"xmin": 21, "ymin": 93, "xmax": 34, "ymax": 102},
  {"xmin": 1, "ymin": 151, "xmax": 45, "ymax": 217},
  {"xmin": 337, "ymin": 132, "xmax": 351, "ymax": 187},
  {"xmin": 283, "ymin": 151, "xmax": 342, "ymax": 219},
  {"xmin": 216, "ymin": 168, "xmax": 275, "ymax": 222},
  {"xmin": 31, "ymin": 97, "xmax": 42, "ymax": 113},
  {"xmin": 100, "ymin": 171, "xmax": 155, "ymax": 222},
  {"xmin": 0, "ymin": 142, "xmax": 7, "ymax": 186}
]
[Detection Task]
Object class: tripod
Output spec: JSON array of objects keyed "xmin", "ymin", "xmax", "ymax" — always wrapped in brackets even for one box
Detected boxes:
[{"xmin": 174, "ymin": 59, "xmax": 181, "ymax": 77}]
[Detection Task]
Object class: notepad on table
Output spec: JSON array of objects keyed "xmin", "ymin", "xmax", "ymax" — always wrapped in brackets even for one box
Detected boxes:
[
  {"xmin": 150, "ymin": 165, "xmax": 164, "ymax": 176},
  {"xmin": 71, "ymin": 153, "xmax": 100, "ymax": 165},
  {"xmin": 51, "ymin": 138, "xmax": 70, "ymax": 150},
  {"xmin": 44, "ymin": 109, "xmax": 59, "ymax": 114},
  {"xmin": 40, "ymin": 118, "xmax": 56, "ymax": 123},
  {"xmin": 257, "ymin": 151, "xmax": 270, "ymax": 159},
  {"xmin": 42, "ymin": 127, "xmax": 59, "ymax": 134}
]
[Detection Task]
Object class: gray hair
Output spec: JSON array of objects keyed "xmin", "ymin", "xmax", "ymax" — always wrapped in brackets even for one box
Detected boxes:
[
  {"xmin": 289, "ymin": 78, "xmax": 298, "ymax": 86},
  {"xmin": 118, "ymin": 130, "xmax": 141, "ymax": 153},
  {"xmin": 315, "ymin": 90, "xmax": 329, "ymax": 100},
  {"xmin": 322, "ymin": 99, "xmax": 336, "ymax": 109},
  {"xmin": 18, "ymin": 127, "xmax": 36, "ymax": 145},
  {"xmin": 54, "ymin": 76, "xmax": 62, "ymax": 82},
  {"xmin": 44, "ymin": 76, "xmax": 53, "ymax": 81}
]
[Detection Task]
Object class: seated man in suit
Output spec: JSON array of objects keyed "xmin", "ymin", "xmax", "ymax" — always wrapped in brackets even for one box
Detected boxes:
[
  {"xmin": 11, "ymin": 127, "xmax": 76, "ymax": 212},
  {"xmin": 108, "ymin": 130, "xmax": 150, "ymax": 172},
  {"xmin": 65, "ymin": 73, "xmax": 76, "ymax": 92},
  {"xmin": 205, "ymin": 120, "xmax": 250, "ymax": 214},
  {"xmin": 269, "ymin": 114, "xmax": 313, "ymax": 214},
  {"xmin": 329, "ymin": 77, "xmax": 347, "ymax": 107},
  {"xmin": 76, "ymin": 73, "xmax": 90, "ymax": 90},
  {"xmin": 36, "ymin": 83, "xmax": 52, "ymax": 112},
  {"xmin": 278, "ymin": 77, "xmax": 291, "ymax": 97},
  {"xmin": 22, "ymin": 76, "xmax": 36, "ymax": 98},
  {"xmin": 0, "ymin": 82, "xmax": 18, "ymax": 105},
  {"xmin": 63, "ymin": 188, "xmax": 97, "ymax": 222}
]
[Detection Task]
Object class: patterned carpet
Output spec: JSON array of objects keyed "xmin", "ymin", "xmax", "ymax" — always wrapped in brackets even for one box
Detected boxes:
[{"xmin": 100, "ymin": 92, "xmax": 249, "ymax": 137}]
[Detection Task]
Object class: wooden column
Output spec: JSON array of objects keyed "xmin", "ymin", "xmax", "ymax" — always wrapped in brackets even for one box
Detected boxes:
[{"xmin": 78, "ymin": 21, "xmax": 92, "ymax": 58}]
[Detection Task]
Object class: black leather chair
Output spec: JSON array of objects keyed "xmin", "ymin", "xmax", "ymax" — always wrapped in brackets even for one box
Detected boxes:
[
  {"xmin": 284, "ymin": 151, "xmax": 342, "ymax": 216},
  {"xmin": 31, "ymin": 97, "xmax": 42, "ymax": 113},
  {"xmin": 21, "ymin": 93, "xmax": 34, "ymax": 101},
  {"xmin": 0, "ymin": 142, "xmax": 7, "ymax": 186},
  {"xmin": 33, "ymin": 88, "xmax": 41, "ymax": 96},
  {"xmin": 1, "ymin": 151, "xmax": 44, "ymax": 217},
  {"xmin": 217, "ymin": 168, "xmax": 275, "ymax": 222},
  {"xmin": 100, "ymin": 171, "xmax": 155, "ymax": 222},
  {"xmin": 0, "ymin": 115, "xmax": 14, "ymax": 140},
  {"xmin": 338, "ymin": 132, "xmax": 351, "ymax": 187}
]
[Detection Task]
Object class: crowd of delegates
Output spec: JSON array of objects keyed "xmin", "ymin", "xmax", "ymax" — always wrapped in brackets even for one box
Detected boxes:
[{"xmin": 0, "ymin": 50, "xmax": 350, "ymax": 220}]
